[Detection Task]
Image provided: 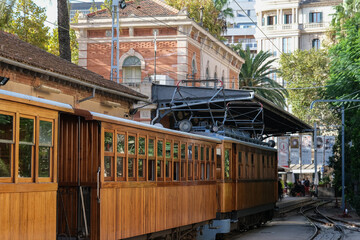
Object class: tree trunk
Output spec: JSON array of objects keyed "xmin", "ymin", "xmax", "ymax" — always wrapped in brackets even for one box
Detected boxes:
[{"xmin": 58, "ymin": 0, "xmax": 71, "ymax": 62}]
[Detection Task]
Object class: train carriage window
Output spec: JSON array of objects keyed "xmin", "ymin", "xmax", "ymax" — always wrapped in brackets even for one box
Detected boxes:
[
  {"xmin": 138, "ymin": 159, "xmax": 145, "ymax": 178},
  {"xmin": 216, "ymin": 148, "xmax": 222, "ymax": 179},
  {"xmin": 19, "ymin": 117, "xmax": 34, "ymax": 179},
  {"xmin": 128, "ymin": 136, "xmax": 136, "ymax": 155},
  {"xmin": 245, "ymin": 152, "xmax": 248, "ymax": 178},
  {"xmin": 251, "ymin": 154, "xmax": 254, "ymax": 165},
  {"xmin": 206, "ymin": 163, "xmax": 210, "ymax": 180},
  {"xmin": 104, "ymin": 156, "xmax": 112, "ymax": 177},
  {"xmin": 224, "ymin": 149, "xmax": 230, "ymax": 179},
  {"xmin": 157, "ymin": 140, "xmax": 163, "ymax": 157},
  {"xmin": 117, "ymin": 157, "xmax": 124, "ymax": 178},
  {"xmin": 166, "ymin": 142, "xmax": 171, "ymax": 158},
  {"xmin": 165, "ymin": 141, "xmax": 171, "ymax": 180},
  {"xmin": 181, "ymin": 144, "xmax": 186, "ymax": 180},
  {"xmin": 238, "ymin": 152, "xmax": 242, "ymax": 178},
  {"xmin": 148, "ymin": 138, "xmax": 155, "ymax": 181},
  {"xmin": 206, "ymin": 147, "xmax": 209, "ymax": 161},
  {"xmin": 138, "ymin": 137, "xmax": 146, "ymax": 155},
  {"xmin": 211, "ymin": 148, "xmax": 215, "ymax": 162},
  {"xmin": 201, "ymin": 146, "xmax": 204, "ymax": 161},
  {"xmin": 173, "ymin": 143, "xmax": 178, "ymax": 159},
  {"xmin": 188, "ymin": 144, "xmax": 193, "ymax": 180},
  {"xmin": 117, "ymin": 134, "xmax": 125, "ymax": 154},
  {"xmin": 104, "ymin": 132, "xmax": 113, "ymax": 152},
  {"xmin": 148, "ymin": 139, "xmax": 155, "ymax": 157},
  {"xmin": 194, "ymin": 146, "xmax": 198, "ymax": 160},
  {"xmin": 38, "ymin": 120, "xmax": 53, "ymax": 178},
  {"xmin": 181, "ymin": 144, "xmax": 185, "ymax": 159},
  {"xmin": 0, "ymin": 113, "xmax": 13, "ymax": 179},
  {"xmin": 128, "ymin": 158, "xmax": 135, "ymax": 178},
  {"xmin": 262, "ymin": 155, "xmax": 265, "ymax": 179},
  {"xmin": 157, "ymin": 160, "xmax": 163, "ymax": 179}
]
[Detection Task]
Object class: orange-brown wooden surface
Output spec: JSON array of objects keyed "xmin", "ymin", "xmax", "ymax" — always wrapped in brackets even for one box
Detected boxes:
[
  {"xmin": 0, "ymin": 190, "xmax": 56, "ymax": 240},
  {"xmin": 99, "ymin": 184, "xmax": 217, "ymax": 240},
  {"xmin": 58, "ymin": 114, "xmax": 100, "ymax": 185}
]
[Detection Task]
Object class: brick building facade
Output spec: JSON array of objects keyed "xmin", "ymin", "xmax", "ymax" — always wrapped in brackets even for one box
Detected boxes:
[
  {"xmin": 0, "ymin": 31, "xmax": 147, "ymax": 119},
  {"xmin": 71, "ymin": 0, "xmax": 244, "ymax": 90}
]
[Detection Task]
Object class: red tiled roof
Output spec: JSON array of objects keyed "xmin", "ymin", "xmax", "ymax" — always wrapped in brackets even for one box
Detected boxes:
[
  {"xmin": 0, "ymin": 30, "xmax": 147, "ymax": 99},
  {"xmin": 87, "ymin": 0, "xmax": 179, "ymax": 18}
]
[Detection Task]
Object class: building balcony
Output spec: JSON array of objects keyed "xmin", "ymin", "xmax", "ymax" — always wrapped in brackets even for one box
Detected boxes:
[
  {"xmin": 260, "ymin": 22, "xmax": 330, "ymax": 32},
  {"xmin": 301, "ymin": 22, "xmax": 330, "ymax": 30}
]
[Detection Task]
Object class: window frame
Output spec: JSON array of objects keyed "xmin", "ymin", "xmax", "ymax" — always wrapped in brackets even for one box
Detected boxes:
[
  {"xmin": 0, "ymin": 111, "xmax": 15, "ymax": 183},
  {"xmin": 37, "ymin": 118, "xmax": 54, "ymax": 183}
]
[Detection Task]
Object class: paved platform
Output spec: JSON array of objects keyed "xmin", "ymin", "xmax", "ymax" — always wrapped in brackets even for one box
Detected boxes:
[{"xmin": 276, "ymin": 196, "xmax": 313, "ymax": 209}]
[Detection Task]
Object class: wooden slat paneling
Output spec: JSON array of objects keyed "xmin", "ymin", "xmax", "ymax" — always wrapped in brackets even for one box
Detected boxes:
[
  {"xmin": 99, "ymin": 184, "xmax": 217, "ymax": 240},
  {"xmin": 0, "ymin": 191, "xmax": 56, "ymax": 240}
]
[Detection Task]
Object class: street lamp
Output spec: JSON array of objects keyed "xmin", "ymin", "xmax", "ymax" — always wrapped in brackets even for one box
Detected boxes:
[{"xmin": 311, "ymin": 99, "xmax": 360, "ymax": 210}]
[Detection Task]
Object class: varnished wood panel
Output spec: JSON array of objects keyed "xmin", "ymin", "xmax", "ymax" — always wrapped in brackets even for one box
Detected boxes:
[
  {"xmin": 59, "ymin": 114, "xmax": 100, "ymax": 185},
  {"xmin": 99, "ymin": 184, "xmax": 217, "ymax": 240},
  {"xmin": 0, "ymin": 191, "xmax": 56, "ymax": 240}
]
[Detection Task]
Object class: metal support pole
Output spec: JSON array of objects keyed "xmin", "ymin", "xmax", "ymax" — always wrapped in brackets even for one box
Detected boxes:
[
  {"xmin": 341, "ymin": 105, "xmax": 345, "ymax": 209},
  {"xmin": 314, "ymin": 122, "xmax": 318, "ymax": 196}
]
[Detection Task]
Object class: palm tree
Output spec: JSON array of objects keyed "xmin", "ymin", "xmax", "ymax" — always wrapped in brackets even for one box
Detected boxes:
[
  {"xmin": 58, "ymin": 0, "xmax": 71, "ymax": 62},
  {"xmin": 235, "ymin": 47, "xmax": 288, "ymax": 108}
]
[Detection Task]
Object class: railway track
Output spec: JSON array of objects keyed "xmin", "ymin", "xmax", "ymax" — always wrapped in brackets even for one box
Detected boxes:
[{"xmin": 300, "ymin": 200, "xmax": 360, "ymax": 240}]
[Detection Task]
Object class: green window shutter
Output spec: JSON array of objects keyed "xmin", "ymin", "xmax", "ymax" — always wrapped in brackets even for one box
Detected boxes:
[
  {"xmin": 319, "ymin": 12, "xmax": 323, "ymax": 23},
  {"xmin": 275, "ymin": 16, "xmax": 277, "ymax": 24},
  {"xmin": 309, "ymin": 13, "xmax": 313, "ymax": 23}
]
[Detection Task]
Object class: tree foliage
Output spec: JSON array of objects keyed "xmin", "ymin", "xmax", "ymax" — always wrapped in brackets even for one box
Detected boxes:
[
  {"xmin": 233, "ymin": 46, "xmax": 288, "ymax": 108},
  {"xmin": 47, "ymin": 27, "xmax": 79, "ymax": 64},
  {"xmin": 279, "ymin": 49, "xmax": 337, "ymax": 126},
  {"xmin": 5, "ymin": 0, "xmax": 49, "ymax": 50},
  {"xmin": 326, "ymin": 0, "xmax": 360, "ymax": 211},
  {"xmin": 165, "ymin": 0, "xmax": 231, "ymax": 38},
  {"xmin": 0, "ymin": 0, "xmax": 15, "ymax": 29}
]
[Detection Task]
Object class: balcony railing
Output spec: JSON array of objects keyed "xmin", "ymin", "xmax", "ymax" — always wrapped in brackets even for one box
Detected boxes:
[
  {"xmin": 261, "ymin": 22, "xmax": 330, "ymax": 31},
  {"xmin": 302, "ymin": 22, "xmax": 329, "ymax": 29}
]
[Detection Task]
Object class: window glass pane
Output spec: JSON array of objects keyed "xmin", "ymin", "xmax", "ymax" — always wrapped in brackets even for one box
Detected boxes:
[
  {"xmin": 104, "ymin": 132, "xmax": 113, "ymax": 152},
  {"xmin": 128, "ymin": 136, "xmax": 135, "ymax": 155},
  {"xmin": 0, "ymin": 143, "xmax": 11, "ymax": 177},
  {"xmin": 39, "ymin": 121, "xmax": 52, "ymax": 145},
  {"xmin": 148, "ymin": 160, "xmax": 155, "ymax": 181},
  {"xmin": 224, "ymin": 149, "xmax": 230, "ymax": 178},
  {"xmin": 117, "ymin": 157, "xmax": 123, "ymax": 177},
  {"xmin": 195, "ymin": 146, "xmax": 198, "ymax": 160},
  {"xmin": 104, "ymin": 156, "xmax": 112, "ymax": 177},
  {"xmin": 251, "ymin": 154, "xmax": 254, "ymax": 165},
  {"xmin": 20, "ymin": 118, "xmax": 34, "ymax": 143},
  {"xmin": 139, "ymin": 137, "xmax": 145, "ymax": 155},
  {"xmin": 117, "ymin": 134, "xmax": 125, "ymax": 153},
  {"xmin": 211, "ymin": 148, "xmax": 214, "ymax": 162},
  {"xmin": 157, "ymin": 140, "xmax": 163, "ymax": 157},
  {"xmin": 216, "ymin": 148, "xmax": 221, "ymax": 168},
  {"xmin": 157, "ymin": 160, "xmax": 162, "ymax": 178},
  {"xmin": 39, "ymin": 146, "xmax": 50, "ymax": 177},
  {"xmin": 138, "ymin": 159, "xmax": 144, "ymax": 178},
  {"xmin": 238, "ymin": 152, "xmax": 242, "ymax": 163},
  {"xmin": 166, "ymin": 142, "xmax": 171, "ymax": 158},
  {"xmin": 181, "ymin": 144, "xmax": 185, "ymax": 159},
  {"xmin": 128, "ymin": 158, "xmax": 134, "ymax": 178},
  {"xmin": 201, "ymin": 147, "xmax": 204, "ymax": 160},
  {"xmin": 19, "ymin": 144, "xmax": 32, "ymax": 178},
  {"xmin": 188, "ymin": 145, "xmax": 192, "ymax": 160},
  {"xmin": 206, "ymin": 148, "xmax": 209, "ymax": 161},
  {"xmin": 174, "ymin": 143, "xmax": 178, "ymax": 159},
  {"xmin": 148, "ymin": 139, "xmax": 155, "ymax": 157},
  {"xmin": 166, "ymin": 160, "xmax": 170, "ymax": 178},
  {"xmin": 0, "ymin": 114, "xmax": 13, "ymax": 140}
]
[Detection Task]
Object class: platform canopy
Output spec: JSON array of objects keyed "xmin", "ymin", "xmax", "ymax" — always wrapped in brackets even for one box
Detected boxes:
[{"xmin": 151, "ymin": 83, "xmax": 312, "ymax": 137}]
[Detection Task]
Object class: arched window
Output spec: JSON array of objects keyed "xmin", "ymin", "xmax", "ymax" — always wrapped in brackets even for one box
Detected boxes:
[
  {"xmin": 123, "ymin": 56, "xmax": 141, "ymax": 83},
  {"xmin": 312, "ymin": 39, "xmax": 320, "ymax": 50},
  {"xmin": 191, "ymin": 54, "xmax": 197, "ymax": 86}
]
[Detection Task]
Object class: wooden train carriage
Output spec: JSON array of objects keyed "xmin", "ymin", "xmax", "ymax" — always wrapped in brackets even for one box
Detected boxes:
[
  {"xmin": 0, "ymin": 90, "xmax": 71, "ymax": 240},
  {"xmin": 58, "ymin": 111, "xmax": 220, "ymax": 240},
  {"xmin": 215, "ymin": 137, "xmax": 278, "ymax": 223}
]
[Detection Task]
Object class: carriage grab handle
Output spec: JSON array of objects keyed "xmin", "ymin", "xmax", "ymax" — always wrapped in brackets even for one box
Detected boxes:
[{"xmin": 97, "ymin": 167, "xmax": 100, "ymax": 203}]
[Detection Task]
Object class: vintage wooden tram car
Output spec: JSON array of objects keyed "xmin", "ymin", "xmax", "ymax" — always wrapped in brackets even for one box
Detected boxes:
[{"xmin": 0, "ymin": 90, "xmax": 277, "ymax": 240}]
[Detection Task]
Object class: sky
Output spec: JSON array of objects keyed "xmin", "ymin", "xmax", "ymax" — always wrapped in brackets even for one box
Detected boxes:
[{"xmin": 33, "ymin": 0, "xmax": 94, "ymax": 29}]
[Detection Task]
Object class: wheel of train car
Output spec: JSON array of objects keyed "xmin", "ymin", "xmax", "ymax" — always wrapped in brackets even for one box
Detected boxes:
[{"xmin": 179, "ymin": 119, "xmax": 192, "ymax": 132}]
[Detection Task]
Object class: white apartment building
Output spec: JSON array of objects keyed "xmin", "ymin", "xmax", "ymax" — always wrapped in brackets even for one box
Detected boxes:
[
  {"xmin": 223, "ymin": 0, "xmax": 257, "ymax": 52},
  {"xmin": 254, "ymin": 0, "xmax": 342, "ymax": 85}
]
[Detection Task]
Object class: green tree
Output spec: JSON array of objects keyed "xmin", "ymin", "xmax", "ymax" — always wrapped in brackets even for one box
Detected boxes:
[
  {"xmin": 47, "ymin": 27, "xmax": 79, "ymax": 64},
  {"xmin": 279, "ymin": 49, "xmax": 337, "ymax": 126},
  {"xmin": 326, "ymin": 0, "xmax": 360, "ymax": 212},
  {"xmin": 6, "ymin": 0, "xmax": 49, "ymax": 50},
  {"xmin": 165, "ymin": 0, "xmax": 230, "ymax": 38},
  {"xmin": 0, "ymin": 0, "xmax": 15, "ymax": 29},
  {"xmin": 234, "ymin": 46, "xmax": 288, "ymax": 108}
]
